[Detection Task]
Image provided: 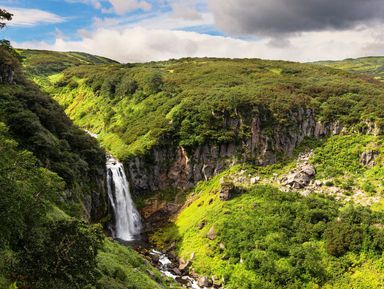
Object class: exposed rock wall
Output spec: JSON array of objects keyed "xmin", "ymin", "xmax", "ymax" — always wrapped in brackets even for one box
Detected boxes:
[
  {"xmin": 89, "ymin": 168, "xmax": 108, "ymax": 221},
  {"xmin": 124, "ymin": 107, "xmax": 376, "ymax": 193},
  {"xmin": 0, "ymin": 48, "xmax": 18, "ymax": 84}
]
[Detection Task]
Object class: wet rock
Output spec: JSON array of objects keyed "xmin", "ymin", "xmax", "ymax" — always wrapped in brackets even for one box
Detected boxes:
[
  {"xmin": 167, "ymin": 250, "xmax": 177, "ymax": 261},
  {"xmin": 151, "ymin": 254, "xmax": 160, "ymax": 264},
  {"xmin": 360, "ymin": 150, "xmax": 379, "ymax": 167},
  {"xmin": 198, "ymin": 276, "xmax": 211, "ymax": 287},
  {"xmin": 207, "ymin": 226, "xmax": 217, "ymax": 240},
  {"xmin": 179, "ymin": 258, "xmax": 191, "ymax": 272},
  {"xmin": 175, "ymin": 276, "xmax": 189, "ymax": 285},
  {"xmin": 172, "ymin": 267, "xmax": 181, "ymax": 275}
]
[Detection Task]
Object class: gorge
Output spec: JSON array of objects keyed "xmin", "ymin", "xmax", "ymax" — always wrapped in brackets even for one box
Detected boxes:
[{"xmin": 2, "ymin": 46, "xmax": 384, "ymax": 289}]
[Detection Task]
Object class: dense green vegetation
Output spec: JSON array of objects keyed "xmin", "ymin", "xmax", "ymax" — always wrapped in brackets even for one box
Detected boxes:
[
  {"xmin": 0, "ymin": 45, "xmax": 174, "ymax": 289},
  {"xmin": 0, "ymin": 119, "xmax": 101, "ymax": 289},
  {"xmin": 316, "ymin": 57, "xmax": 384, "ymax": 81},
  {"xmin": 13, "ymin": 47, "xmax": 384, "ymax": 289},
  {"xmin": 1, "ymin": 46, "xmax": 107, "ymax": 218},
  {"xmin": 22, "ymin": 52, "xmax": 384, "ymax": 160},
  {"xmin": 97, "ymin": 240, "xmax": 176, "ymax": 289},
  {"xmin": 153, "ymin": 170, "xmax": 384, "ymax": 289},
  {"xmin": 311, "ymin": 134, "xmax": 384, "ymax": 194}
]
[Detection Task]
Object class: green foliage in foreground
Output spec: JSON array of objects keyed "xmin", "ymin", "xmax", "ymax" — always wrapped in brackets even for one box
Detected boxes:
[
  {"xmin": 0, "ymin": 123, "xmax": 173, "ymax": 289},
  {"xmin": 97, "ymin": 240, "xmax": 177, "ymax": 289},
  {"xmin": 152, "ymin": 171, "xmax": 384, "ymax": 289},
  {"xmin": 25, "ymin": 53, "xmax": 384, "ymax": 160},
  {"xmin": 0, "ymin": 46, "xmax": 106, "ymax": 218},
  {"xmin": 0, "ymin": 122, "xmax": 100, "ymax": 289},
  {"xmin": 0, "ymin": 47, "xmax": 172, "ymax": 289}
]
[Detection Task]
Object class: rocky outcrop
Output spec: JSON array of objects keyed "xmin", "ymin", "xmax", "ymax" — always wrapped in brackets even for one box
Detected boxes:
[
  {"xmin": 125, "ymin": 108, "xmax": 381, "ymax": 194},
  {"xmin": 78, "ymin": 166, "xmax": 108, "ymax": 222},
  {"xmin": 360, "ymin": 150, "xmax": 379, "ymax": 167},
  {"xmin": 219, "ymin": 181, "xmax": 237, "ymax": 201},
  {"xmin": 0, "ymin": 47, "xmax": 19, "ymax": 84},
  {"xmin": 0, "ymin": 64, "xmax": 14, "ymax": 84},
  {"xmin": 282, "ymin": 164, "xmax": 316, "ymax": 189}
]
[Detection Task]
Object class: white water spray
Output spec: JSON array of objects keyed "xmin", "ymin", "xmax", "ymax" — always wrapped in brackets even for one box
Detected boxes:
[{"xmin": 106, "ymin": 156, "xmax": 142, "ymax": 241}]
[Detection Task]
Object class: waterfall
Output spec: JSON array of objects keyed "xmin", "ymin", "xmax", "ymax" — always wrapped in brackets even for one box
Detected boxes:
[{"xmin": 106, "ymin": 156, "xmax": 142, "ymax": 241}]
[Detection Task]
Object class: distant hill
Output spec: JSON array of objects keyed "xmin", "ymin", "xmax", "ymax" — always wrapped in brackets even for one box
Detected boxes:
[
  {"xmin": 315, "ymin": 56, "xmax": 384, "ymax": 81},
  {"xmin": 17, "ymin": 49, "xmax": 118, "ymax": 76}
]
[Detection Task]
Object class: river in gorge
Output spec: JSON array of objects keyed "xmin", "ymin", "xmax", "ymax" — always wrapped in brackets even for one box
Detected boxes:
[{"xmin": 106, "ymin": 155, "xmax": 216, "ymax": 289}]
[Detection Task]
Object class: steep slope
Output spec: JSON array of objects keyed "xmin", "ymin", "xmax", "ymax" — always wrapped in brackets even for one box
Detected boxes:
[
  {"xmin": 26, "ymin": 55, "xmax": 384, "ymax": 195},
  {"xmin": 316, "ymin": 56, "xmax": 384, "ymax": 81},
  {"xmin": 0, "ymin": 46, "xmax": 108, "ymax": 220},
  {"xmin": 0, "ymin": 45, "xmax": 176, "ymax": 289},
  {"xmin": 152, "ymin": 166, "xmax": 384, "ymax": 289}
]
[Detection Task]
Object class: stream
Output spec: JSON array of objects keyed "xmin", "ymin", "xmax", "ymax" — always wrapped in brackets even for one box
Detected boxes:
[{"xmin": 106, "ymin": 155, "xmax": 216, "ymax": 289}]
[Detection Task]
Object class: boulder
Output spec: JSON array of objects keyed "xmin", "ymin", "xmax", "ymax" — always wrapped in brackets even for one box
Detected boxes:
[
  {"xmin": 250, "ymin": 176, "xmax": 260, "ymax": 184},
  {"xmin": 301, "ymin": 165, "xmax": 316, "ymax": 176},
  {"xmin": 360, "ymin": 150, "xmax": 379, "ymax": 167},
  {"xmin": 172, "ymin": 267, "xmax": 181, "ymax": 275},
  {"xmin": 283, "ymin": 164, "xmax": 316, "ymax": 189},
  {"xmin": 175, "ymin": 276, "xmax": 190, "ymax": 285},
  {"xmin": 198, "ymin": 276, "xmax": 211, "ymax": 287},
  {"xmin": 207, "ymin": 226, "xmax": 217, "ymax": 240},
  {"xmin": 219, "ymin": 182, "xmax": 236, "ymax": 201},
  {"xmin": 151, "ymin": 254, "xmax": 160, "ymax": 264},
  {"xmin": 179, "ymin": 259, "xmax": 191, "ymax": 272}
]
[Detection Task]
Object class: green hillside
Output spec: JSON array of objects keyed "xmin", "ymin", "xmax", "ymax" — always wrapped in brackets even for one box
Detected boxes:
[
  {"xmin": 17, "ymin": 49, "xmax": 384, "ymax": 289},
  {"xmin": 18, "ymin": 49, "xmax": 117, "ymax": 76},
  {"xmin": 25, "ymin": 56, "xmax": 384, "ymax": 160},
  {"xmin": 316, "ymin": 57, "xmax": 384, "ymax": 81},
  {"xmin": 0, "ymin": 45, "xmax": 174, "ymax": 289}
]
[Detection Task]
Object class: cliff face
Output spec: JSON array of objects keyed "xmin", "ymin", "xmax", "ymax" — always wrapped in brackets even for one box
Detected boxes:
[
  {"xmin": 126, "ymin": 108, "xmax": 383, "ymax": 194},
  {"xmin": 0, "ymin": 48, "xmax": 18, "ymax": 84},
  {"xmin": 86, "ymin": 167, "xmax": 108, "ymax": 222},
  {"xmin": 125, "ymin": 108, "xmax": 356, "ymax": 193}
]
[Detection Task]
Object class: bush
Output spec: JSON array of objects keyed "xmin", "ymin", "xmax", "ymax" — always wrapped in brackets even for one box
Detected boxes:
[{"xmin": 17, "ymin": 220, "xmax": 103, "ymax": 289}]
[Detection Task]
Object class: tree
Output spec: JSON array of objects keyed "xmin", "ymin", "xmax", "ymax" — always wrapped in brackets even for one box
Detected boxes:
[
  {"xmin": 18, "ymin": 220, "xmax": 103, "ymax": 289},
  {"xmin": 0, "ymin": 9, "xmax": 13, "ymax": 29}
]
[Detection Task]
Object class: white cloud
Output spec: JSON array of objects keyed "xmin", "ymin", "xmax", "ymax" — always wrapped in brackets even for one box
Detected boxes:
[
  {"xmin": 103, "ymin": 0, "xmax": 152, "ymax": 14},
  {"xmin": 171, "ymin": 2, "xmax": 202, "ymax": 20},
  {"xmin": 65, "ymin": 0, "xmax": 152, "ymax": 14},
  {"xmin": 5, "ymin": 7, "xmax": 65, "ymax": 26},
  {"xmin": 13, "ymin": 24, "xmax": 384, "ymax": 63},
  {"xmin": 66, "ymin": 0, "xmax": 102, "ymax": 9}
]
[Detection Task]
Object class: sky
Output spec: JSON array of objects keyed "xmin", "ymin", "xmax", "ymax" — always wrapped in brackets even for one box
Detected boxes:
[{"xmin": 1, "ymin": 0, "xmax": 384, "ymax": 63}]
